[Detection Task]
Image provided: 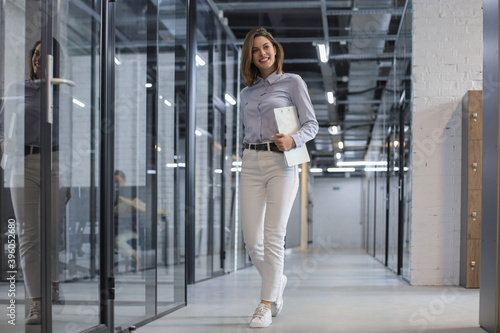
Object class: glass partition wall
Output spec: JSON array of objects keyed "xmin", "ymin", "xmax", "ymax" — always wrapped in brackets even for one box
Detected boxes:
[
  {"xmin": 0, "ymin": 0, "xmax": 187, "ymax": 332},
  {"xmin": 363, "ymin": 0, "xmax": 412, "ymax": 279},
  {"xmin": 193, "ymin": 0, "xmax": 240, "ymax": 282},
  {"xmin": 0, "ymin": 1, "xmax": 105, "ymax": 332},
  {"xmin": 0, "ymin": 0, "xmax": 245, "ymax": 330}
]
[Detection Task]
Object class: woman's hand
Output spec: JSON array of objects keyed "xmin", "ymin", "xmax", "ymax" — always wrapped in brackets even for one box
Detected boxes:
[
  {"xmin": 271, "ymin": 133, "xmax": 296, "ymax": 151},
  {"xmin": 65, "ymin": 188, "xmax": 72, "ymax": 205},
  {"xmin": 1, "ymin": 138, "xmax": 17, "ymax": 155}
]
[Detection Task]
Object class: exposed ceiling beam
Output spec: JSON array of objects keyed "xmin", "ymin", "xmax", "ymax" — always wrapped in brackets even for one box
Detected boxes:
[
  {"xmin": 319, "ymin": 0, "xmax": 338, "ymax": 124},
  {"xmin": 326, "ymin": 8, "xmax": 407, "ymax": 16},
  {"xmin": 215, "ymin": 1, "xmax": 352, "ymax": 11},
  {"xmin": 234, "ymin": 34, "xmax": 407, "ymax": 45},
  {"xmin": 283, "ymin": 52, "xmax": 405, "ymax": 63}
]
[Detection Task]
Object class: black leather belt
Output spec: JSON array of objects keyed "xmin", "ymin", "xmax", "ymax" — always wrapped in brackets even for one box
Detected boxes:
[
  {"xmin": 244, "ymin": 142, "xmax": 282, "ymax": 153},
  {"xmin": 25, "ymin": 145, "xmax": 59, "ymax": 155}
]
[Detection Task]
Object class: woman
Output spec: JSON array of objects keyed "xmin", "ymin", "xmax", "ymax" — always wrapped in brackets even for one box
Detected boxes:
[
  {"xmin": 240, "ymin": 27, "xmax": 318, "ymax": 328},
  {"xmin": 0, "ymin": 40, "xmax": 70, "ymax": 325}
]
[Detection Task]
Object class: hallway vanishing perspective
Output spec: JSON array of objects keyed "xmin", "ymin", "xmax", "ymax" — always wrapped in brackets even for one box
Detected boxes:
[{"xmin": 138, "ymin": 249, "xmax": 483, "ymax": 333}]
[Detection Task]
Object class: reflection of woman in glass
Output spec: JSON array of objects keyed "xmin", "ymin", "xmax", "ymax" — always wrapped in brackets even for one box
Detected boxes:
[
  {"xmin": 239, "ymin": 27, "xmax": 318, "ymax": 328},
  {"xmin": 0, "ymin": 40, "xmax": 70, "ymax": 325},
  {"xmin": 114, "ymin": 170, "xmax": 141, "ymax": 272}
]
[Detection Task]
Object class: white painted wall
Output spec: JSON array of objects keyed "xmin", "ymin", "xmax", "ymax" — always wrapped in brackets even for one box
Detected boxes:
[
  {"xmin": 311, "ymin": 177, "xmax": 363, "ymax": 249},
  {"xmin": 411, "ymin": 0, "xmax": 483, "ymax": 285}
]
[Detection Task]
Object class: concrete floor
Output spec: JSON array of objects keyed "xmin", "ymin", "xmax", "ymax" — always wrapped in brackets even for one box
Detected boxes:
[{"xmin": 138, "ymin": 249, "xmax": 485, "ymax": 333}]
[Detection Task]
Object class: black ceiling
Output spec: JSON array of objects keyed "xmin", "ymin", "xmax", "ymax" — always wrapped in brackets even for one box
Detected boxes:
[{"xmin": 212, "ymin": 0, "xmax": 410, "ymax": 167}]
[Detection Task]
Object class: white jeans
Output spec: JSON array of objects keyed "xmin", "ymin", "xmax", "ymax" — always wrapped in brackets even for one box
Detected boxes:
[
  {"xmin": 10, "ymin": 152, "xmax": 67, "ymax": 299},
  {"xmin": 241, "ymin": 149, "xmax": 299, "ymax": 302}
]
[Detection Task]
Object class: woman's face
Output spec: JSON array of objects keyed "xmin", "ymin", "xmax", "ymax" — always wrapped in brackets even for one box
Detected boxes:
[
  {"xmin": 251, "ymin": 36, "xmax": 276, "ymax": 78},
  {"xmin": 32, "ymin": 43, "xmax": 42, "ymax": 79}
]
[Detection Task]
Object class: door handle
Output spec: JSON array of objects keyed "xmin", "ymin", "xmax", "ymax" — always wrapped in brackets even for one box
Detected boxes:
[
  {"xmin": 34, "ymin": 78, "xmax": 76, "ymax": 87},
  {"xmin": 46, "ymin": 54, "xmax": 76, "ymax": 123},
  {"xmin": 51, "ymin": 78, "xmax": 76, "ymax": 87}
]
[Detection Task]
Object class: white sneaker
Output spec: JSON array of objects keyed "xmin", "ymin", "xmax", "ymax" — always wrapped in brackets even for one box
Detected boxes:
[
  {"xmin": 249, "ymin": 303, "xmax": 272, "ymax": 328},
  {"xmin": 26, "ymin": 300, "xmax": 41, "ymax": 325},
  {"xmin": 272, "ymin": 275, "xmax": 287, "ymax": 317}
]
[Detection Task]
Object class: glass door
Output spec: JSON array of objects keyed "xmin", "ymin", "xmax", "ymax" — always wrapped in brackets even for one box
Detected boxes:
[
  {"xmin": 0, "ymin": 0, "xmax": 109, "ymax": 332},
  {"xmin": 211, "ymin": 99, "xmax": 225, "ymax": 277},
  {"xmin": 112, "ymin": 0, "xmax": 159, "ymax": 329},
  {"xmin": 51, "ymin": 0, "xmax": 105, "ymax": 331}
]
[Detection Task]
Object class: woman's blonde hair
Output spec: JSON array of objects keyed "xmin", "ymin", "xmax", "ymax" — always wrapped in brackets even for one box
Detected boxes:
[{"xmin": 241, "ymin": 27, "xmax": 284, "ymax": 87}]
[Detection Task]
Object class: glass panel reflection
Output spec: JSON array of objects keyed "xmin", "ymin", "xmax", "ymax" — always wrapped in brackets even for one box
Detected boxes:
[
  {"xmin": 157, "ymin": 0, "xmax": 187, "ymax": 311},
  {"xmin": 1, "ymin": 1, "xmax": 102, "ymax": 332},
  {"xmin": 52, "ymin": 1, "xmax": 102, "ymax": 331},
  {"xmin": 0, "ymin": 2, "xmax": 45, "ymax": 329},
  {"xmin": 194, "ymin": 0, "xmax": 240, "ymax": 282},
  {"xmin": 113, "ymin": 0, "xmax": 157, "ymax": 328}
]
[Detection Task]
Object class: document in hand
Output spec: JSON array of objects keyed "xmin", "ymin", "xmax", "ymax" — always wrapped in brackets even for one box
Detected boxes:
[{"xmin": 274, "ymin": 106, "xmax": 310, "ymax": 166}]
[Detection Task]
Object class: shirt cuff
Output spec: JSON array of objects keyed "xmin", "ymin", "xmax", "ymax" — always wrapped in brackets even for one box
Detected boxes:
[{"xmin": 291, "ymin": 134, "xmax": 303, "ymax": 148}]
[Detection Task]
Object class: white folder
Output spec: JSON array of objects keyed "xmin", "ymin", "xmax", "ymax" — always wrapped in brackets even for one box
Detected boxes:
[
  {"xmin": 274, "ymin": 106, "xmax": 310, "ymax": 166},
  {"xmin": 0, "ymin": 112, "xmax": 16, "ymax": 169}
]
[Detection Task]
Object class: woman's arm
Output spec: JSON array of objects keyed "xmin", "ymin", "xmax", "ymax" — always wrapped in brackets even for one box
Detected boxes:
[{"xmin": 289, "ymin": 76, "xmax": 319, "ymax": 147}]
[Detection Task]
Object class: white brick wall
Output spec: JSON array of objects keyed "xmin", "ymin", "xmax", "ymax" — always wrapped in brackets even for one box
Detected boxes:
[{"xmin": 411, "ymin": 0, "xmax": 483, "ymax": 285}]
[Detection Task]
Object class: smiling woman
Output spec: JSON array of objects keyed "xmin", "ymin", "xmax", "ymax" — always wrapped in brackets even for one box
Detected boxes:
[
  {"xmin": 251, "ymin": 36, "xmax": 277, "ymax": 78},
  {"xmin": 240, "ymin": 27, "xmax": 284, "ymax": 87},
  {"xmin": 238, "ymin": 27, "xmax": 318, "ymax": 328}
]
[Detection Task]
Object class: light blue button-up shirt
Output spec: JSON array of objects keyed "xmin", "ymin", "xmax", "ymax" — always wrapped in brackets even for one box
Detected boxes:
[{"xmin": 241, "ymin": 72, "xmax": 319, "ymax": 148}]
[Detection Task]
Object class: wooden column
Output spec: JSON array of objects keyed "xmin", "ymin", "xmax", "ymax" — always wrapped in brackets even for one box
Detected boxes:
[{"xmin": 460, "ymin": 90, "xmax": 482, "ymax": 288}]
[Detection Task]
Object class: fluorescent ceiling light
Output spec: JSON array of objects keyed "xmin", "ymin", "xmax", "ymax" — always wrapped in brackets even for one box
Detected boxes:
[
  {"xmin": 328, "ymin": 125, "xmax": 340, "ymax": 135},
  {"xmin": 196, "ymin": 54, "xmax": 206, "ymax": 66},
  {"xmin": 364, "ymin": 167, "xmax": 387, "ymax": 172},
  {"xmin": 310, "ymin": 168, "xmax": 323, "ymax": 173},
  {"xmin": 166, "ymin": 162, "xmax": 185, "ymax": 168},
  {"xmin": 335, "ymin": 152, "xmax": 342, "ymax": 159},
  {"xmin": 338, "ymin": 141, "xmax": 344, "ymax": 149},
  {"xmin": 164, "ymin": 99, "xmax": 172, "ymax": 106},
  {"xmin": 399, "ymin": 90, "xmax": 406, "ymax": 106},
  {"xmin": 327, "ymin": 167, "xmax": 355, "ymax": 173},
  {"xmin": 338, "ymin": 161, "xmax": 387, "ymax": 167},
  {"xmin": 327, "ymin": 91, "xmax": 335, "ymax": 104},
  {"xmin": 225, "ymin": 93, "xmax": 236, "ymax": 105},
  {"xmin": 317, "ymin": 43, "xmax": 329, "ymax": 63},
  {"xmin": 195, "ymin": 129, "xmax": 202, "ymax": 136},
  {"xmin": 72, "ymin": 98, "xmax": 85, "ymax": 108},
  {"xmin": 145, "ymin": 83, "xmax": 153, "ymax": 88}
]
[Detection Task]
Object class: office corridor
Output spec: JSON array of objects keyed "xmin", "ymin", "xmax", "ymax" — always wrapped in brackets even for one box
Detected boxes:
[{"xmin": 138, "ymin": 249, "xmax": 484, "ymax": 333}]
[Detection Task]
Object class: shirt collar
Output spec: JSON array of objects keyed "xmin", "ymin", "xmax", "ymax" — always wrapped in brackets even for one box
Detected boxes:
[
  {"xmin": 264, "ymin": 71, "xmax": 281, "ymax": 85},
  {"xmin": 255, "ymin": 71, "xmax": 281, "ymax": 86}
]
